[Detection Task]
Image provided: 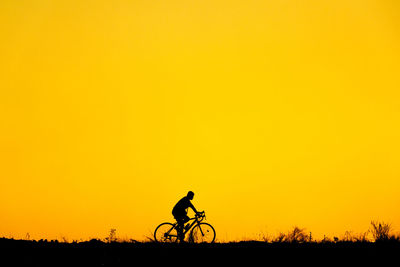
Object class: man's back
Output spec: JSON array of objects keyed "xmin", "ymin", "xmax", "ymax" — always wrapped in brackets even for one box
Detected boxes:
[{"xmin": 172, "ymin": 196, "xmax": 192, "ymax": 215}]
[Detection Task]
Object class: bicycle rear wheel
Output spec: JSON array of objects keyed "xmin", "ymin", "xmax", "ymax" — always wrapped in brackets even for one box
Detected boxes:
[
  {"xmin": 190, "ymin": 223, "xmax": 216, "ymax": 243},
  {"xmin": 154, "ymin": 222, "xmax": 178, "ymax": 243}
]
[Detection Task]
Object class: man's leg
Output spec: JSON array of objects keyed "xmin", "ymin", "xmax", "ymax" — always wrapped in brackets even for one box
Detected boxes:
[
  {"xmin": 183, "ymin": 215, "xmax": 190, "ymax": 230},
  {"xmin": 176, "ymin": 217, "xmax": 185, "ymax": 242}
]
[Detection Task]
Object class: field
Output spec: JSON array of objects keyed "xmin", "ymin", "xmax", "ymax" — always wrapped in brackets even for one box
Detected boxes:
[{"xmin": 1, "ymin": 237, "xmax": 399, "ymax": 266}]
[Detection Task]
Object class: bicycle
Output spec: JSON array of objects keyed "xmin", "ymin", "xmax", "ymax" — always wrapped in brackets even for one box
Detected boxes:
[{"xmin": 154, "ymin": 211, "xmax": 216, "ymax": 243}]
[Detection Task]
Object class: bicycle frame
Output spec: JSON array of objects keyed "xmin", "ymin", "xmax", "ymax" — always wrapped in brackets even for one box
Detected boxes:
[
  {"xmin": 166, "ymin": 214, "xmax": 205, "ymax": 239},
  {"xmin": 154, "ymin": 211, "xmax": 216, "ymax": 243},
  {"xmin": 181, "ymin": 215, "xmax": 204, "ymax": 235}
]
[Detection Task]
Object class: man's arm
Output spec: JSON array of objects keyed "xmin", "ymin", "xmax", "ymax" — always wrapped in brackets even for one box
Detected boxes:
[{"xmin": 189, "ymin": 201, "xmax": 198, "ymax": 214}]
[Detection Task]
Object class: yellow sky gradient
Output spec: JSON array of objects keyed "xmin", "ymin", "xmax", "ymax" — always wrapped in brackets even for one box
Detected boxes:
[{"xmin": 1, "ymin": 0, "xmax": 399, "ymax": 241}]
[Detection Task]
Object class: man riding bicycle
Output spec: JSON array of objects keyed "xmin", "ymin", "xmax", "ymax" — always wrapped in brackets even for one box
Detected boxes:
[
  {"xmin": 172, "ymin": 191, "xmax": 200, "ymax": 241},
  {"xmin": 154, "ymin": 191, "xmax": 215, "ymax": 243}
]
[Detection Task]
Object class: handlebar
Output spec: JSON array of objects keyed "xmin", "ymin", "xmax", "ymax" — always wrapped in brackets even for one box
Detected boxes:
[{"xmin": 195, "ymin": 211, "xmax": 206, "ymax": 221}]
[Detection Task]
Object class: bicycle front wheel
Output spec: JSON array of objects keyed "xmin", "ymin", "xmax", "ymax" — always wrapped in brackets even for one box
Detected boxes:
[
  {"xmin": 190, "ymin": 223, "xmax": 216, "ymax": 243},
  {"xmin": 154, "ymin": 222, "xmax": 178, "ymax": 243}
]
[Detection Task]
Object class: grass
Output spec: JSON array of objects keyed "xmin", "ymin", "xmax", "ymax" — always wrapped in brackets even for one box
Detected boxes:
[
  {"xmin": 6, "ymin": 221, "xmax": 400, "ymax": 244},
  {"xmin": 1, "ymin": 221, "xmax": 399, "ymax": 266},
  {"xmin": 1, "ymin": 235, "xmax": 399, "ymax": 266}
]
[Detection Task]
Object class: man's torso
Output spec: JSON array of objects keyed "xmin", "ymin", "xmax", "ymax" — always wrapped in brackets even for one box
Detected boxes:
[{"xmin": 172, "ymin": 196, "xmax": 191, "ymax": 215}]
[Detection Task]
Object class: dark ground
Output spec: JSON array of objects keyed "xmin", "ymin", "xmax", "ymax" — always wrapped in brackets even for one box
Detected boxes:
[{"xmin": 1, "ymin": 238, "xmax": 399, "ymax": 266}]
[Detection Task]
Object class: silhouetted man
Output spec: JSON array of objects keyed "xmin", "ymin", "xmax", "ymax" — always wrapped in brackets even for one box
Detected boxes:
[{"xmin": 172, "ymin": 191, "xmax": 199, "ymax": 241}]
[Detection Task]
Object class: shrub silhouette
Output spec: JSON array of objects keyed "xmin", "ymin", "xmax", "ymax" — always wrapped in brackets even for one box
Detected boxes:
[
  {"xmin": 272, "ymin": 227, "xmax": 308, "ymax": 243},
  {"xmin": 273, "ymin": 232, "xmax": 286, "ymax": 243},
  {"xmin": 341, "ymin": 230, "xmax": 370, "ymax": 242},
  {"xmin": 286, "ymin": 226, "xmax": 308, "ymax": 243},
  {"xmin": 105, "ymin": 228, "xmax": 117, "ymax": 243},
  {"xmin": 370, "ymin": 221, "xmax": 392, "ymax": 242}
]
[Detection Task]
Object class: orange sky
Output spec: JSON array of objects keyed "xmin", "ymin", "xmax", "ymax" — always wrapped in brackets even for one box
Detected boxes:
[{"xmin": 1, "ymin": 0, "xmax": 399, "ymax": 241}]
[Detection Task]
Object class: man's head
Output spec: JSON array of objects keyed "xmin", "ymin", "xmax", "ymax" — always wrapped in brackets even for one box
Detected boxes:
[{"xmin": 187, "ymin": 191, "xmax": 194, "ymax": 200}]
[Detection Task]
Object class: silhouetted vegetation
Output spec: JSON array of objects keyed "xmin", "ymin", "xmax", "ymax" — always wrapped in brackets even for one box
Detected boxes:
[
  {"xmin": 105, "ymin": 228, "xmax": 117, "ymax": 243},
  {"xmin": 271, "ymin": 226, "xmax": 309, "ymax": 243},
  {"xmin": 370, "ymin": 221, "xmax": 397, "ymax": 242},
  {"xmin": 1, "ymin": 222, "xmax": 399, "ymax": 266}
]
